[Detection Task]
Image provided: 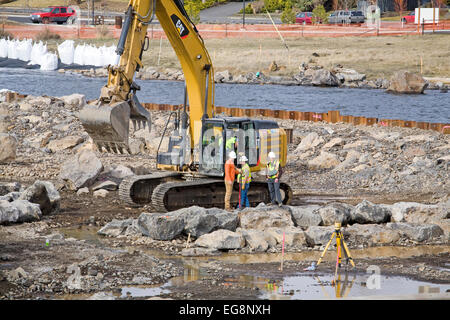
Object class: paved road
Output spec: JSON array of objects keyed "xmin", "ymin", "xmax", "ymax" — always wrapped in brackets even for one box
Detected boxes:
[
  {"xmin": 200, "ymin": 1, "xmax": 280, "ymax": 24},
  {"xmin": 2, "ymin": 2, "xmax": 281, "ymax": 25}
]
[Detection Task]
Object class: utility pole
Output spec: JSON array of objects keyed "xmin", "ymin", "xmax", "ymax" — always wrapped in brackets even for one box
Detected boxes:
[
  {"xmin": 92, "ymin": 0, "xmax": 95, "ymax": 25},
  {"xmin": 243, "ymin": 0, "xmax": 246, "ymax": 27}
]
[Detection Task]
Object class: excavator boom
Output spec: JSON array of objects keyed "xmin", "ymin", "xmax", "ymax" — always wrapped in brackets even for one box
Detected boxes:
[{"xmin": 78, "ymin": 0, "xmax": 214, "ymax": 157}]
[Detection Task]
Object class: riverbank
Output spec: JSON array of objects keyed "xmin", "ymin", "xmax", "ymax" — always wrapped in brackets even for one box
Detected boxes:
[{"xmin": 0, "ymin": 91, "xmax": 449, "ymax": 299}]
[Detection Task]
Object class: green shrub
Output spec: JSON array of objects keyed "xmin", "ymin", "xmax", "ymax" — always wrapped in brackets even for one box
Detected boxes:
[
  {"xmin": 312, "ymin": 4, "xmax": 328, "ymax": 23},
  {"xmin": 281, "ymin": 1, "xmax": 296, "ymax": 23},
  {"xmin": 185, "ymin": 1, "xmax": 201, "ymax": 24},
  {"xmin": 264, "ymin": 0, "xmax": 285, "ymax": 12}
]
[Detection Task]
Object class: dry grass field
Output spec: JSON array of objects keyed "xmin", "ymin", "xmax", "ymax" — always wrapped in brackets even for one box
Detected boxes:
[{"xmin": 139, "ymin": 34, "xmax": 450, "ymax": 80}]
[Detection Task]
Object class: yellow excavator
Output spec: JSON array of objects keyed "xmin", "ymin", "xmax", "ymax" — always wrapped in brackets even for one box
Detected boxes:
[{"xmin": 79, "ymin": 0, "xmax": 292, "ymax": 212}]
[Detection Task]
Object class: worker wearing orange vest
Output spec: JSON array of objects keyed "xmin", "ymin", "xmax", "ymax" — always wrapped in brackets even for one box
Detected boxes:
[{"xmin": 224, "ymin": 151, "xmax": 240, "ymax": 211}]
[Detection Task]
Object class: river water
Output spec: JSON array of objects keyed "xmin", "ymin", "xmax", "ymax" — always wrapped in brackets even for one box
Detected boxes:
[{"xmin": 0, "ymin": 67, "xmax": 449, "ymax": 123}]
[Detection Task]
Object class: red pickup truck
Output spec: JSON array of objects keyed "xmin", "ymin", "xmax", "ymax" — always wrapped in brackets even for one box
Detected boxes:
[{"xmin": 30, "ymin": 6, "xmax": 76, "ymax": 24}]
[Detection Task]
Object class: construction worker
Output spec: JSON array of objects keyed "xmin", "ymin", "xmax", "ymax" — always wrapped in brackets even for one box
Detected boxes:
[
  {"xmin": 266, "ymin": 151, "xmax": 282, "ymax": 206},
  {"xmin": 238, "ymin": 155, "xmax": 251, "ymax": 209},
  {"xmin": 224, "ymin": 151, "xmax": 240, "ymax": 211},
  {"xmin": 225, "ymin": 135, "xmax": 237, "ymax": 155}
]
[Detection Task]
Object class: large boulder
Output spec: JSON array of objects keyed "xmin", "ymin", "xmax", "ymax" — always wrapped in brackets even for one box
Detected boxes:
[
  {"xmin": 0, "ymin": 199, "xmax": 42, "ymax": 224},
  {"xmin": 311, "ymin": 69, "xmax": 339, "ymax": 87},
  {"xmin": 205, "ymin": 207, "xmax": 239, "ymax": 231},
  {"xmin": 346, "ymin": 223, "xmax": 401, "ymax": 245},
  {"xmin": 47, "ymin": 135, "xmax": 84, "ymax": 153},
  {"xmin": 305, "ymin": 226, "xmax": 335, "ymax": 246},
  {"xmin": 387, "ymin": 71, "xmax": 427, "ymax": 94},
  {"xmin": 266, "ymin": 226, "xmax": 307, "ymax": 247},
  {"xmin": 288, "ymin": 205, "xmax": 322, "ymax": 227},
  {"xmin": 18, "ymin": 180, "xmax": 60, "ymax": 215},
  {"xmin": 238, "ymin": 205, "xmax": 294, "ymax": 230},
  {"xmin": 59, "ymin": 149, "xmax": 103, "ymax": 190},
  {"xmin": 195, "ymin": 229, "xmax": 245, "ymax": 250},
  {"xmin": 238, "ymin": 228, "xmax": 273, "ymax": 252},
  {"xmin": 307, "ymin": 151, "xmax": 340, "ymax": 170},
  {"xmin": 351, "ymin": 200, "xmax": 390, "ymax": 224},
  {"xmin": 295, "ymin": 132, "xmax": 324, "ymax": 153},
  {"xmin": 138, "ymin": 212, "xmax": 185, "ymax": 241},
  {"xmin": 387, "ymin": 202, "xmax": 445, "ymax": 223},
  {"xmin": 386, "ymin": 223, "xmax": 443, "ymax": 242},
  {"xmin": 317, "ymin": 202, "xmax": 354, "ymax": 226},
  {"xmin": 0, "ymin": 133, "xmax": 17, "ymax": 163}
]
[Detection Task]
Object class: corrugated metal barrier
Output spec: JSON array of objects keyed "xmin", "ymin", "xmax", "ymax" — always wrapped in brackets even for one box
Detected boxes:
[{"xmin": 142, "ymin": 103, "xmax": 450, "ymax": 135}]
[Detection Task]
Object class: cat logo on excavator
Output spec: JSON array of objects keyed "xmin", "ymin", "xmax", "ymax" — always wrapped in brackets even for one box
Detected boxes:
[{"xmin": 171, "ymin": 14, "xmax": 189, "ymax": 39}]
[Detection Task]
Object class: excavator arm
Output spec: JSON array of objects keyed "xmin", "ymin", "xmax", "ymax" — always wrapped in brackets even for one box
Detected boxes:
[{"xmin": 79, "ymin": 0, "xmax": 214, "ymax": 157}]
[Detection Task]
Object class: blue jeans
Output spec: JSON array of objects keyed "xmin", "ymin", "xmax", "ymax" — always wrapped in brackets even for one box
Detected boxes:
[{"xmin": 240, "ymin": 183, "xmax": 250, "ymax": 208}]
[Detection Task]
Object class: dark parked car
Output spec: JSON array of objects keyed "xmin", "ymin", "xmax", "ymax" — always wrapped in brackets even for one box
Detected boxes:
[
  {"xmin": 295, "ymin": 12, "xmax": 313, "ymax": 24},
  {"xmin": 350, "ymin": 11, "xmax": 365, "ymax": 23},
  {"xmin": 30, "ymin": 6, "xmax": 76, "ymax": 24}
]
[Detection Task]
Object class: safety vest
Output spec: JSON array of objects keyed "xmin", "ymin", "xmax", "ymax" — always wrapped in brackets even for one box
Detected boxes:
[
  {"xmin": 238, "ymin": 163, "xmax": 251, "ymax": 184},
  {"xmin": 267, "ymin": 160, "xmax": 279, "ymax": 179},
  {"xmin": 226, "ymin": 137, "xmax": 236, "ymax": 149}
]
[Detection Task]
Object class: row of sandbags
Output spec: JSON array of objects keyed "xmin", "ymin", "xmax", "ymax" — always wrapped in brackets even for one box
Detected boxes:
[{"xmin": 0, "ymin": 38, "xmax": 119, "ymax": 71}]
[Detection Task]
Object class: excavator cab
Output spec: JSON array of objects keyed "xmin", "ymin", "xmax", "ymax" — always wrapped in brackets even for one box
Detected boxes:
[{"xmin": 199, "ymin": 117, "xmax": 287, "ymax": 177}]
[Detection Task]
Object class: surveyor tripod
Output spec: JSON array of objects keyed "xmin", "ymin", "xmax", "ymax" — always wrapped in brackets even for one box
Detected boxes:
[{"xmin": 316, "ymin": 222, "xmax": 355, "ymax": 270}]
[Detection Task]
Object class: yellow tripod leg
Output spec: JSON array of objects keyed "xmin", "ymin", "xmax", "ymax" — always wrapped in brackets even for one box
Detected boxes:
[
  {"xmin": 341, "ymin": 236, "xmax": 355, "ymax": 268},
  {"xmin": 316, "ymin": 232, "xmax": 335, "ymax": 266}
]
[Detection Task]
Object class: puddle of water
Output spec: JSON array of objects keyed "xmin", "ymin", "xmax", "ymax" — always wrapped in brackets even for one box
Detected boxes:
[
  {"xmin": 257, "ymin": 272, "xmax": 450, "ymax": 300},
  {"xmin": 119, "ymin": 285, "xmax": 171, "ymax": 298}
]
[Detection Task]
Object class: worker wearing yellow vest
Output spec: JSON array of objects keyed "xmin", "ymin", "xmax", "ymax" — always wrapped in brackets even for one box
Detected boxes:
[
  {"xmin": 238, "ymin": 155, "xmax": 251, "ymax": 209},
  {"xmin": 266, "ymin": 151, "xmax": 282, "ymax": 206}
]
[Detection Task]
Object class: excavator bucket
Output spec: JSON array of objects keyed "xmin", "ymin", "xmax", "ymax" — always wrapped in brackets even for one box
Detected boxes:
[
  {"xmin": 78, "ymin": 94, "xmax": 151, "ymax": 154},
  {"xmin": 79, "ymin": 101, "xmax": 131, "ymax": 154}
]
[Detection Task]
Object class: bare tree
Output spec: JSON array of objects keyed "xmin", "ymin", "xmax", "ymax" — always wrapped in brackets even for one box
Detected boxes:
[{"xmin": 394, "ymin": 0, "xmax": 407, "ymax": 20}]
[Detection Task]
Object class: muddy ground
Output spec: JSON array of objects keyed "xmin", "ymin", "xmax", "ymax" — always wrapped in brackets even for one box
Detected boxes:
[{"xmin": 1, "ymin": 187, "xmax": 448, "ymax": 300}]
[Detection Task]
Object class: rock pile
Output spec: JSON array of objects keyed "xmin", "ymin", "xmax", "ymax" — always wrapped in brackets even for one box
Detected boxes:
[
  {"xmin": 0, "ymin": 180, "xmax": 60, "ymax": 224},
  {"xmin": 97, "ymin": 198, "xmax": 448, "ymax": 255}
]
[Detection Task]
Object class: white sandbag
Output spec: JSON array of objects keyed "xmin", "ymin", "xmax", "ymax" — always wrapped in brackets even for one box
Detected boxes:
[
  {"xmin": 57, "ymin": 40, "xmax": 74, "ymax": 65},
  {"xmin": 92, "ymin": 46, "xmax": 104, "ymax": 67},
  {"xmin": 103, "ymin": 45, "xmax": 119, "ymax": 66},
  {"xmin": 17, "ymin": 39, "xmax": 32, "ymax": 61},
  {"xmin": 30, "ymin": 41, "xmax": 48, "ymax": 65},
  {"xmin": 0, "ymin": 38, "xmax": 8, "ymax": 58},
  {"xmin": 73, "ymin": 44, "xmax": 85, "ymax": 65},
  {"xmin": 40, "ymin": 52, "xmax": 59, "ymax": 71},
  {"xmin": 7, "ymin": 40, "xmax": 18, "ymax": 59}
]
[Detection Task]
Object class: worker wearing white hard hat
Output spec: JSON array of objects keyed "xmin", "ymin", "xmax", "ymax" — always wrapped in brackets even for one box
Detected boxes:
[
  {"xmin": 266, "ymin": 151, "xmax": 282, "ymax": 206},
  {"xmin": 238, "ymin": 155, "xmax": 251, "ymax": 209},
  {"xmin": 224, "ymin": 151, "xmax": 240, "ymax": 211}
]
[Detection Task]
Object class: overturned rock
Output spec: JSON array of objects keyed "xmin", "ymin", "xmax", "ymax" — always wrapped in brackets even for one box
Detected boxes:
[
  {"xmin": 311, "ymin": 69, "xmax": 339, "ymax": 87},
  {"xmin": 387, "ymin": 202, "xmax": 445, "ymax": 223},
  {"xmin": 307, "ymin": 151, "xmax": 340, "ymax": 170},
  {"xmin": 238, "ymin": 228, "xmax": 275, "ymax": 252},
  {"xmin": 59, "ymin": 149, "xmax": 103, "ymax": 190}
]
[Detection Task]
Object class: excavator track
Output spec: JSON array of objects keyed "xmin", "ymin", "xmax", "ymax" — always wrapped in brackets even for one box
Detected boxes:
[
  {"xmin": 151, "ymin": 179, "xmax": 293, "ymax": 212},
  {"xmin": 119, "ymin": 171, "xmax": 182, "ymax": 207}
]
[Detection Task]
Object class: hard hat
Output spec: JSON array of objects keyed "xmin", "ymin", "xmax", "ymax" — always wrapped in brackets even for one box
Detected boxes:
[
  {"xmin": 229, "ymin": 151, "xmax": 236, "ymax": 159},
  {"xmin": 268, "ymin": 151, "xmax": 276, "ymax": 159},
  {"xmin": 240, "ymin": 155, "xmax": 248, "ymax": 162}
]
